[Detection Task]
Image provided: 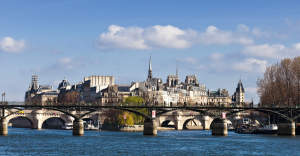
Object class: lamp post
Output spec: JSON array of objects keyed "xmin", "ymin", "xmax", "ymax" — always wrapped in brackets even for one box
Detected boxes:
[
  {"xmin": 1, "ymin": 92, "xmax": 5, "ymax": 105},
  {"xmin": 297, "ymin": 67, "xmax": 300, "ymax": 108}
]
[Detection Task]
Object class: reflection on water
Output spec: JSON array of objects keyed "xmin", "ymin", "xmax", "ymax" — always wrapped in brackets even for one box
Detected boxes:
[{"xmin": 0, "ymin": 128, "xmax": 299, "ymax": 156}]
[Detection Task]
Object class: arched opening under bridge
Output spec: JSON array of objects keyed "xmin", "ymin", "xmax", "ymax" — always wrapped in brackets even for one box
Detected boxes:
[
  {"xmin": 82, "ymin": 118, "xmax": 100, "ymax": 130},
  {"xmin": 226, "ymin": 109, "xmax": 292, "ymax": 129},
  {"xmin": 8, "ymin": 116, "xmax": 33, "ymax": 129},
  {"xmin": 183, "ymin": 118, "xmax": 203, "ymax": 130},
  {"xmin": 161, "ymin": 120, "xmax": 175, "ymax": 128},
  {"xmin": 42, "ymin": 117, "xmax": 66, "ymax": 129}
]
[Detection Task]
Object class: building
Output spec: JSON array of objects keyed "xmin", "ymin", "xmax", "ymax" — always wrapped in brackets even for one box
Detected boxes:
[
  {"xmin": 25, "ymin": 75, "xmax": 58, "ymax": 105},
  {"xmin": 83, "ymin": 75, "xmax": 115, "ymax": 92},
  {"xmin": 232, "ymin": 80, "xmax": 245, "ymax": 106},
  {"xmin": 100, "ymin": 85, "xmax": 133, "ymax": 104},
  {"xmin": 25, "ymin": 57, "xmax": 248, "ymax": 107},
  {"xmin": 207, "ymin": 89, "xmax": 232, "ymax": 107}
]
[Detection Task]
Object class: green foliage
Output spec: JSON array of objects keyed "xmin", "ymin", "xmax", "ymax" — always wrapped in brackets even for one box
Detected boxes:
[
  {"xmin": 118, "ymin": 112, "xmax": 134, "ymax": 126},
  {"xmin": 122, "ymin": 96, "xmax": 148, "ymax": 125},
  {"xmin": 104, "ymin": 96, "xmax": 149, "ymax": 126},
  {"xmin": 124, "ymin": 96, "xmax": 144, "ymax": 106}
]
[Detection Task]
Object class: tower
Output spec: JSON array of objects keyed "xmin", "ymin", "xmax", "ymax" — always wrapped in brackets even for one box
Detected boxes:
[
  {"xmin": 147, "ymin": 56, "xmax": 152, "ymax": 81},
  {"xmin": 235, "ymin": 80, "xmax": 245, "ymax": 104},
  {"xmin": 31, "ymin": 75, "xmax": 39, "ymax": 91}
]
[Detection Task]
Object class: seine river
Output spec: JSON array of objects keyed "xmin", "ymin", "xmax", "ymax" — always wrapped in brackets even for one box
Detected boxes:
[{"xmin": 0, "ymin": 128, "xmax": 299, "ymax": 156}]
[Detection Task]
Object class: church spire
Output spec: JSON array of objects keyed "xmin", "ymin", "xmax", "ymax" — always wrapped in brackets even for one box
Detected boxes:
[
  {"xmin": 236, "ymin": 79, "xmax": 245, "ymax": 93},
  {"xmin": 148, "ymin": 56, "xmax": 152, "ymax": 80},
  {"xmin": 176, "ymin": 63, "xmax": 178, "ymax": 77}
]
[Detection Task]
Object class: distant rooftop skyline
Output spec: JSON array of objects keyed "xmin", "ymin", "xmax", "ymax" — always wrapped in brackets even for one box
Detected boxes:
[{"xmin": 1, "ymin": 0, "xmax": 300, "ymax": 102}]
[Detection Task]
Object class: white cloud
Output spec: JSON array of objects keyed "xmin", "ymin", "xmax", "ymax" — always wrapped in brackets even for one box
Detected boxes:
[
  {"xmin": 243, "ymin": 44, "xmax": 285, "ymax": 58},
  {"xmin": 98, "ymin": 25, "xmax": 149, "ymax": 50},
  {"xmin": 210, "ymin": 53, "xmax": 224, "ymax": 61},
  {"xmin": 237, "ymin": 24, "xmax": 250, "ymax": 32},
  {"xmin": 0, "ymin": 37, "xmax": 25, "ymax": 53},
  {"xmin": 179, "ymin": 57, "xmax": 198, "ymax": 64},
  {"xmin": 59, "ymin": 57, "xmax": 72, "ymax": 64},
  {"xmin": 97, "ymin": 25, "xmax": 253, "ymax": 50},
  {"xmin": 198, "ymin": 25, "xmax": 253, "ymax": 45},
  {"xmin": 243, "ymin": 43, "xmax": 300, "ymax": 59},
  {"xmin": 293, "ymin": 43, "xmax": 300, "ymax": 50},
  {"xmin": 251, "ymin": 28, "xmax": 270, "ymax": 38},
  {"xmin": 144, "ymin": 25, "xmax": 192, "ymax": 49},
  {"xmin": 233, "ymin": 58, "xmax": 267, "ymax": 73},
  {"xmin": 98, "ymin": 25, "xmax": 192, "ymax": 50},
  {"xmin": 58, "ymin": 57, "xmax": 73, "ymax": 69}
]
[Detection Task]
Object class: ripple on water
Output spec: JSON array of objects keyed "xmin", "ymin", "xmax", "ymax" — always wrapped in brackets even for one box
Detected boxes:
[{"xmin": 0, "ymin": 128, "xmax": 299, "ymax": 156}]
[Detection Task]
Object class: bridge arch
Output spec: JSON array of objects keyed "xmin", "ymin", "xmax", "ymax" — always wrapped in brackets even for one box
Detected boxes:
[
  {"xmin": 156, "ymin": 108, "xmax": 217, "ymax": 119},
  {"xmin": 226, "ymin": 108, "xmax": 293, "ymax": 122},
  {"xmin": 160, "ymin": 119, "xmax": 176, "ymax": 128},
  {"xmin": 292, "ymin": 114, "xmax": 300, "ymax": 121},
  {"xmin": 42, "ymin": 117, "xmax": 66, "ymax": 129},
  {"xmin": 7, "ymin": 116, "xmax": 34, "ymax": 128},
  {"xmin": 210, "ymin": 118, "xmax": 224, "ymax": 129},
  {"xmin": 78, "ymin": 107, "xmax": 151, "ymax": 120},
  {"xmin": 182, "ymin": 118, "xmax": 203, "ymax": 130}
]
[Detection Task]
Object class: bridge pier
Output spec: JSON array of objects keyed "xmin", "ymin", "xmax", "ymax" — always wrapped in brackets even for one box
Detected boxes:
[
  {"xmin": 32, "ymin": 120, "xmax": 43, "ymax": 130},
  {"xmin": 143, "ymin": 118, "xmax": 157, "ymax": 136},
  {"xmin": 73, "ymin": 119, "xmax": 84, "ymax": 136},
  {"xmin": 203, "ymin": 116, "xmax": 213, "ymax": 130},
  {"xmin": 278, "ymin": 121, "xmax": 295, "ymax": 136},
  {"xmin": 211, "ymin": 118, "xmax": 228, "ymax": 136},
  {"xmin": 175, "ymin": 120, "xmax": 183, "ymax": 130},
  {"xmin": 0, "ymin": 118, "xmax": 8, "ymax": 136}
]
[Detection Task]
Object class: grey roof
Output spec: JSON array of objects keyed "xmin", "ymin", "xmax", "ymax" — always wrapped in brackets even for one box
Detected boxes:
[
  {"xmin": 236, "ymin": 80, "xmax": 245, "ymax": 93},
  {"xmin": 58, "ymin": 79, "xmax": 71, "ymax": 89},
  {"xmin": 118, "ymin": 86, "xmax": 130, "ymax": 92}
]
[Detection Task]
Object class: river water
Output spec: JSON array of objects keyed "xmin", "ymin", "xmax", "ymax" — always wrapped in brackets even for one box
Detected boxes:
[{"xmin": 0, "ymin": 128, "xmax": 299, "ymax": 156}]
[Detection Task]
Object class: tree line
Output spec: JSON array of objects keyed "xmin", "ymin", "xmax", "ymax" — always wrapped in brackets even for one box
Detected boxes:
[{"xmin": 257, "ymin": 56, "xmax": 300, "ymax": 107}]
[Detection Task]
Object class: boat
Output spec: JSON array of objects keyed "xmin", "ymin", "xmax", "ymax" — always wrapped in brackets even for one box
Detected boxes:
[
  {"xmin": 254, "ymin": 124, "xmax": 278, "ymax": 134},
  {"xmin": 235, "ymin": 125, "xmax": 256, "ymax": 134},
  {"xmin": 84, "ymin": 121, "xmax": 100, "ymax": 130},
  {"xmin": 254, "ymin": 114, "xmax": 278, "ymax": 134},
  {"xmin": 63, "ymin": 123, "xmax": 73, "ymax": 130},
  {"xmin": 227, "ymin": 123, "xmax": 235, "ymax": 131}
]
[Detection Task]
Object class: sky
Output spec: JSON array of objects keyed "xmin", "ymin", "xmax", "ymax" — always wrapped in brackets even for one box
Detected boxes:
[{"xmin": 1, "ymin": 0, "xmax": 300, "ymax": 102}]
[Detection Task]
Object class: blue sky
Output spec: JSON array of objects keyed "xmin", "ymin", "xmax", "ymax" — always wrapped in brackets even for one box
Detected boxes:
[{"xmin": 1, "ymin": 0, "xmax": 300, "ymax": 102}]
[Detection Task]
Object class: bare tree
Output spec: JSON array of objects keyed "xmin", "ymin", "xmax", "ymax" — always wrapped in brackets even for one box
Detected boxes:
[{"xmin": 257, "ymin": 56, "xmax": 300, "ymax": 107}]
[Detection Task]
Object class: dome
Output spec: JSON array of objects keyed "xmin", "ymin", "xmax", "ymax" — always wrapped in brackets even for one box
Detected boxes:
[{"xmin": 58, "ymin": 79, "xmax": 71, "ymax": 90}]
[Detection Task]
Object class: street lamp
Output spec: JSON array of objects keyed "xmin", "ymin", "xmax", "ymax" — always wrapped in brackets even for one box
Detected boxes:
[
  {"xmin": 1, "ymin": 92, "xmax": 6, "ymax": 104},
  {"xmin": 297, "ymin": 67, "xmax": 300, "ymax": 108}
]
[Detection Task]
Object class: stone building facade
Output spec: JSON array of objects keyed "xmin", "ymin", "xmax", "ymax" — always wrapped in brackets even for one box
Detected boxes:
[
  {"xmin": 25, "ymin": 75, "xmax": 58, "ymax": 105},
  {"xmin": 25, "ymin": 57, "xmax": 246, "ymax": 107}
]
